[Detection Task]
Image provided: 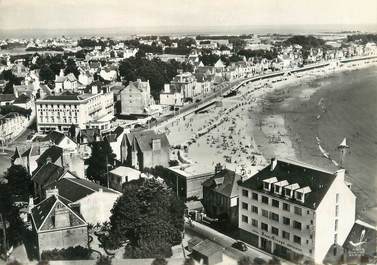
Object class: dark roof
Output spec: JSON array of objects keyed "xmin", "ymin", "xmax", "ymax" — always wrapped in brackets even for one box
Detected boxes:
[
  {"xmin": 0, "ymin": 94, "xmax": 16, "ymax": 101},
  {"xmin": 36, "ymin": 145, "xmax": 63, "ymax": 165},
  {"xmin": 31, "ymin": 194, "xmax": 85, "ymax": 231},
  {"xmin": 13, "ymin": 94, "xmax": 31, "ymax": 104},
  {"xmin": 240, "ymin": 159, "xmax": 337, "ymax": 209},
  {"xmin": 41, "ymin": 131, "xmax": 75, "ymax": 145},
  {"xmin": 78, "ymin": 128, "xmax": 101, "ymax": 143},
  {"xmin": 43, "ymin": 94, "xmax": 82, "ymax": 101},
  {"xmin": 32, "ymin": 163, "xmax": 65, "ymax": 187},
  {"xmin": 192, "ymin": 239, "xmax": 223, "ymax": 257},
  {"xmin": 127, "ymin": 130, "xmax": 170, "ymax": 152},
  {"xmin": 203, "ymin": 169, "xmax": 241, "ymax": 198},
  {"xmin": 45, "ymin": 178, "xmax": 116, "ymax": 202}
]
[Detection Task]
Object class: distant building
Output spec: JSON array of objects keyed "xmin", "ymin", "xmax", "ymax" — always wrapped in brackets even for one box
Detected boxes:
[
  {"xmin": 121, "ymin": 130, "xmax": 170, "ymax": 170},
  {"xmin": 238, "ymin": 158, "xmax": 356, "ymax": 264},
  {"xmin": 109, "ymin": 166, "xmax": 143, "ymax": 192},
  {"xmin": 0, "ymin": 113, "xmax": 28, "ymax": 142},
  {"xmin": 202, "ymin": 167, "xmax": 241, "ymax": 226},
  {"xmin": 191, "ymin": 239, "xmax": 223, "ymax": 265},
  {"xmin": 120, "ymin": 79, "xmax": 155, "ymax": 115},
  {"xmin": 39, "ymin": 131, "xmax": 77, "ymax": 152},
  {"xmin": 35, "ymin": 88, "xmax": 114, "ymax": 133},
  {"xmin": 31, "ymin": 192, "xmax": 88, "ymax": 258},
  {"xmin": 103, "ymin": 126, "xmax": 126, "ymax": 162},
  {"xmin": 0, "ymin": 94, "xmax": 15, "ymax": 106},
  {"xmin": 54, "ymin": 70, "xmax": 78, "ymax": 93},
  {"xmin": 12, "ymin": 145, "xmax": 44, "ymax": 174}
]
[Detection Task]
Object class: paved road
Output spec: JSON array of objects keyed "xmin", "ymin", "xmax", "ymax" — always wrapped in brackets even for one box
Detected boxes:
[{"xmin": 185, "ymin": 219, "xmax": 273, "ymax": 263}]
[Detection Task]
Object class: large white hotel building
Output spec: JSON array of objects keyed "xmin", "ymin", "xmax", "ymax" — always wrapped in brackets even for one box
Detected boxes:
[
  {"xmin": 238, "ymin": 158, "xmax": 356, "ymax": 264},
  {"xmin": 35, "ymin": 87, "xmax": 114, "ymax": 133}
]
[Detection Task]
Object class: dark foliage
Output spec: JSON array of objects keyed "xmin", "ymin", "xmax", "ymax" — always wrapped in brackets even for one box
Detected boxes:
[
  {"xmin": 40, "ymin": 246, "xmax": 92, "ymax": 260},
  {"xmin": 238, "ymin": 49, "xmax": 278, "ymax": 61},
  {"xmin": 283, "ymin": 35, "xmax": 325, "ymax": 50},
  {"xmin": 96, "ymin": 255, "xmax": 112, "ymax": 265},
  {"xmin": 238, "ymin": 256, "xmax": 253, "ymax": 265},
  {"xmin": 110, "ymin": 178, "xmax": 185, "ymax": 258},
  {"xmin": 0, "ymin": 105, "xmax": 32, "ymax": 117},
  {"xmin": 347, "ymin": 34, "xmax": 377, "ymax": 44},
  {"xmin": 86, "ymin": 140, "xmax": 116, "ymax": 185}
]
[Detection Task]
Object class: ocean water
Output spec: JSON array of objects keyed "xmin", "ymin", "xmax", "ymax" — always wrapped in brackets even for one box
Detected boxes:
[{"xmin": 277, "ymin": 65, "xmax": 377, "ymax": 220}]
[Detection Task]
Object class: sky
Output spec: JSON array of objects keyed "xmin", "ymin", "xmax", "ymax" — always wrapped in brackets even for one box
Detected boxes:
[{"xmin": 0, "ymin": 0, "xmax": 377, "ymax": 31}]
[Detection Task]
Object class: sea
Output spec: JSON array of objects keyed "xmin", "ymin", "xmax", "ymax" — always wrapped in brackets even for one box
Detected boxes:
[{"xmin": 265, "ymin": 65, "xmax": 377, "ymax": 223}]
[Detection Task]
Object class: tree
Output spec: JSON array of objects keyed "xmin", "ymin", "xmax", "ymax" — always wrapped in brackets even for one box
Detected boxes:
[
  {"xmin": 4, "ymin": 165, "xmax": 32, "ymax": 199},
  {"xmin": 109, "ymin": 178, "xmax": 185, "ymax": 258},
  {"xmin": 64, "ymin": 58, "xmax": 79, "ymax": 78},
  {"xmin": 151, "ymin": 257, "xmax": 168, "ymax": 265},
  {"xmin": 238, "ymin": 256, "xmax": 253, "ymax": 265},
  {"xmin": 96, "ymin": 255, "xmax": 112, "ymax": 265},
  {"xmin": 39, "ymin": 65, "xmax": 55, "ymax": 82},
  {"xmin": 86, "ymin": 140, "xmax": 116, "ymax": 185}
]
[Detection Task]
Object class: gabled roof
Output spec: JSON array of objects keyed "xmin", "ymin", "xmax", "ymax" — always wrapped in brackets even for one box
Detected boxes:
[
  {"xmin": 36, "ymin": 145, "xmax": 63, "ymax": 165},
  {"xmin": 0, "ymin": 94, "xmax": 16, "ymax": 102},
  {"xmin": 192, "ymin": 239, "xmax": 223, "ymax": 257},
  {"xmin": 240, "ymin": 158, "xmax": 337, "ymax": 209},
  {"xmin": 66, "ymin": 73, "xmax": 77, "ymax": 82},
  {"xmin": 127, "ymin": 130, "xmax": 170, "ymax": 152},
  {"xmin": 31, "ymin": 195, "xmax": 86, "ymax": 232},
  {"xmin": 44, "ymin": 178, "xmax": 118, "ymax": 203},
  {"xmin": 31, "ymin": 163, "xmax": 66, "ymax": 187},
  {"xmin": 203, "ymin": 168, "xmax": 241, "ymax": 198},
  {"xmin": 13, "ymin": 94, "xmax": 31, "ymax": 104},
  {"xmin": 41, "ymin": 131, "xmax": 75, "ymax": 145}
]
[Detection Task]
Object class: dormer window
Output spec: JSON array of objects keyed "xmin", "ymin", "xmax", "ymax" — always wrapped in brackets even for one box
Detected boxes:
[
  {"xmin": 295, "ymin": 186, "xmax": 311, "ymax": 203},
  {"xmin": 263, "ymin": 177, "xmax": 277, "ymax": 192},
  {"xmin": 274, "ymin": 180, "xmax": 288, "ymax": 195},
  {"xmin": 285, "ymin": 189, "xmax": 291, "ymax": 198},
  {"xmin": 284, "ymin": 183, "xmax": 300, "ymax": 199}
]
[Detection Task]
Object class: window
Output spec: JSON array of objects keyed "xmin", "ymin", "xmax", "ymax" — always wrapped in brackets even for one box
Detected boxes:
[
  {"xmin": 263, "ymin": 182, "xmax": 270, "ymax": 191},
  {"xmin": 274, "ymin": 185, "xmax": 281, "ymax": 194},
  {"xmin": 282, "ymin": 231, "xmax": 290, "ymax": 240},
  {"xmin": 272, "ymin": 226, "xmax": 279, "ymax": 235},
  {"xmin": 242, "ymin": 215, "xmax": 248, "ymax": 223},
  {"xmin": 242, "ymin": 202, "xmax": 248, "ymax": 210},
  {"xmin": 285, "ymin": 188, "xmax": 292, "ymax": 198},
  {"xmin": 270, "ymin": 212, "xmax": 279, "ymax": 222},
  {"xmin": 335, "ymin": 205, "xmax": 339, "ymax": 217},
  {"xmin": 307, "ymin": 210, "xmax": 310, "ymax": 215},
  {"xmin": 296, "ymin": 192, "xmax": 303, "ymax": 201},
  {"xmin": 336, "ymin": 193, "xmax": 339, "ymax": 203},
  {"xmin": 252, "ymin": 206, "xmax": 258, "ymax": 214},
  {"xmin": 261, "ymin": 196, "xmax": 269, "ymax": 204},
  {"xmin": 335, "ymin": 220, "xmax": 338, "ymax": 231},
  {"xmin": 283, "ymin": 217, "xmax": 290, "ymax": 226},
  {"xmin": 294, "ymin": 235, "xmax": 301, "ymax": 245},
  {"xmin": 252, "ymin": 192, "xmax": 258, "ymax": 201},
  {"xmin": 293, "ymin": 221, "xmax": 302, "ymax": 230},
  {"xmin": 252, "ymin": 219, "xmax": 258, "ymax": 227},
  {"xmin": 272, "ymin": 199, "xmax": 279, "ymax": 208},
  {"xmin": 242, "ymin": 189, "xmax": 249, "ymax": 197},
  {"xmin": 283, "ymin": 203, "xmax": 290, "ymax": 211},
  {"xmin": 261, "ymin": 222, "xmax": 268, "ymax": 231},
  {"xmin": 262, "ymin": 209, "xmax": 268, "ymax": 218},
  {"xmin": 334, "ymin": 234, "xmax": 338, "ymax": 244},
  {"xmin": 294, "ymin": 206, "xmax": 302, "ymax": 216}
]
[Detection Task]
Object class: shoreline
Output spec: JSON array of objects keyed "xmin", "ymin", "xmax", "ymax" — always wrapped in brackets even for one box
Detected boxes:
[{"xmin": 162, "ymin": 58, "xmax": 377, "ymax": 185}]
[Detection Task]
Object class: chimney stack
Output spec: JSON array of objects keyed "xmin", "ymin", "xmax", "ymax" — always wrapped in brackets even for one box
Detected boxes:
[
  {"xmin": 335, "ymin": 169, "xmax": 345, "ymax": 182},
  {"xmin": 270, "ymin": 158, "xmax": 277, "ymax": 171},
  {"xmin": 46, "ymin": 187, "xmax": 59, "ymax": 198}
]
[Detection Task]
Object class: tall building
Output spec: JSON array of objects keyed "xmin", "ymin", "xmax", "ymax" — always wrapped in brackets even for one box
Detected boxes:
[
  {"xmin": 120, "ymin": 79, "xmax": 155, "ymax": 115},
  {"xmin": 238, "ymin": 158, "xmax": 356, "ymax": 264},
  {"xmin": 35, "ymin": 87, "xmax": 114, "ymax": 133}
]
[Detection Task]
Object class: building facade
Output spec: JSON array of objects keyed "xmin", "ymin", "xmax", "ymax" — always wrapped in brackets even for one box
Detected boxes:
[
  {"xmin": 238, "ymin": 158, "xmax": 356, "ymax": 264},
  {"xmin": 35, "ymin": 89, "xmax": 114, "ymax": 133},
  {"xmin": 0, "ymin": 112, "xmax": 28, "ymax": 142},
  {"xmin": 120, "ymin": 79, "xmax": 155, "ymax": 115}
]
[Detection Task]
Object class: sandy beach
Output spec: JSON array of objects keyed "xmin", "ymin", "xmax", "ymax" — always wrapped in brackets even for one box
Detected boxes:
[{"xmin": 160, "ymin": 59, "xmax": 377, "ymax": 224}]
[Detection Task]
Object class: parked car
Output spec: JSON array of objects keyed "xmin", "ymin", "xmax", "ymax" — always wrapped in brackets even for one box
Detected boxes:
[{"xmin": 232, "ymin": 241, "xmax": 247, "ymax": 251}]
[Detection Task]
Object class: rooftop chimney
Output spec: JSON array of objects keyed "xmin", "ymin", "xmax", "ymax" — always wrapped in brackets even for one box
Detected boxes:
[
  {"xmin": 270, "ymin": 158, "xmax": 277, "ymax": 171},
  {"xmin": 46, "ymin": 187, "xmax": 59, "ymax": 198}
]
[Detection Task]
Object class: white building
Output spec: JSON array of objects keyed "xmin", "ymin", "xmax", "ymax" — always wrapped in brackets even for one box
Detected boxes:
[
  {"xmin": 238, "ymin": 158, "xmax": 356, "ymax": 264},
  {"xmin": 120, "ymin": 79, "xmax": 155, "ymax": 115},
  {"xmin": 0, "ymin": 112, "xmax": 28, "ymax": 142},
  {"xmin": 35, "ymin": 88, "xmax": 114, "ymax": 133}
]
